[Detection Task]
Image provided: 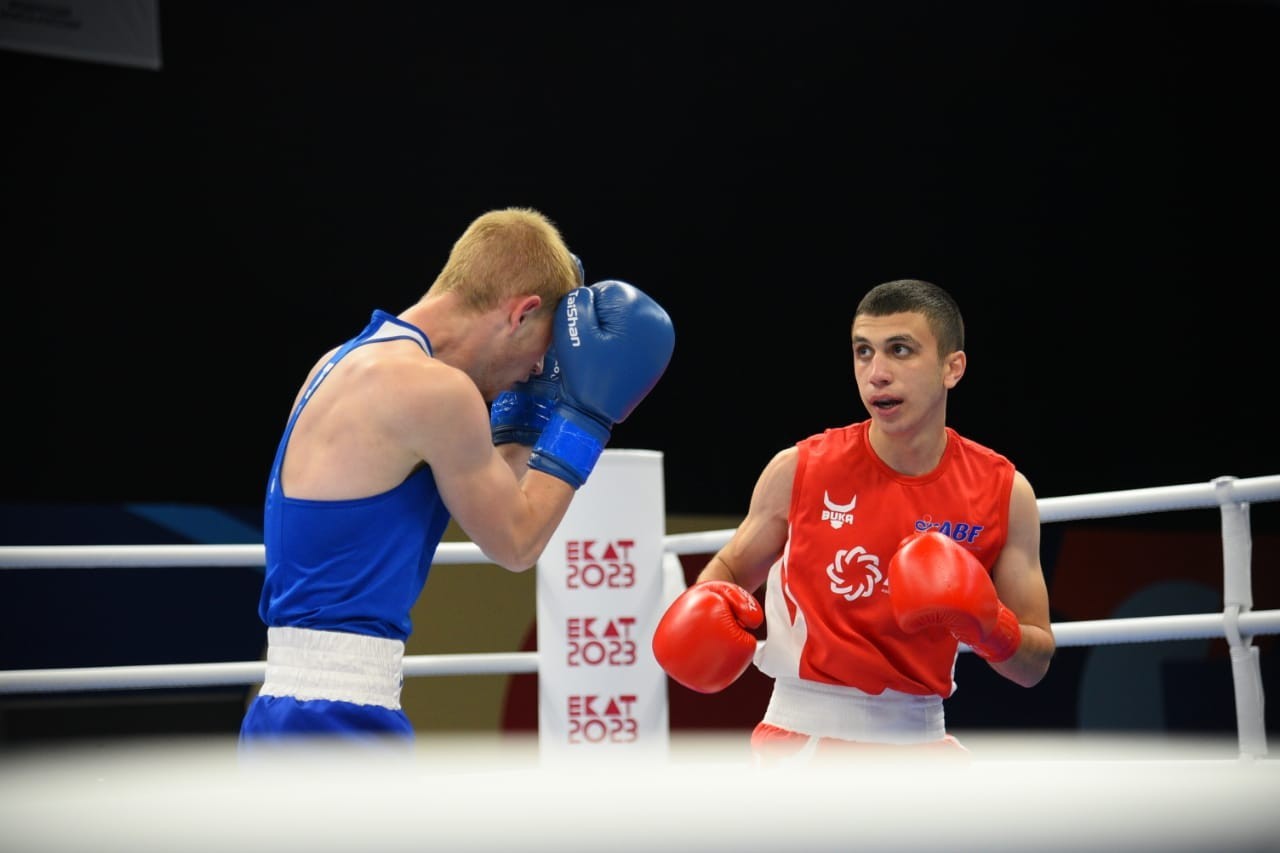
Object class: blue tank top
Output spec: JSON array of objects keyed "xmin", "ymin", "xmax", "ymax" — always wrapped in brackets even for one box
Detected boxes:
[{"xmin": 258, "ymin": 310, "xmax": 452, "ymax": 642}]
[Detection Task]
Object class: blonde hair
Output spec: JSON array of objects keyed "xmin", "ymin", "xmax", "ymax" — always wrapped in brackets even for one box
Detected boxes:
[{"xmin": 428, "ymin": 207, "xmax": 582, "ymax": 313}]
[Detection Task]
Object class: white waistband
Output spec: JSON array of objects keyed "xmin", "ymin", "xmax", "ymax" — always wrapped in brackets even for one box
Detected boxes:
[
  {"xmin": 259, "ymin": 626, "xmax": 405, "ymax": 710},
  {"xmin": 762, "ymin": 677, "xmax": 946, "ymax": 745}
]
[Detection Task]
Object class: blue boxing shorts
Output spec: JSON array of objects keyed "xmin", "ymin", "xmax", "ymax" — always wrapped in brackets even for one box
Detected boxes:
[{"xmin": 238, "ymin": 627, "xmax": 414, "ymax": 756}]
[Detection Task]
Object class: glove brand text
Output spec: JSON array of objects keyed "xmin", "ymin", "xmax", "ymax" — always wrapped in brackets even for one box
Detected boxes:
[{"xmin": 565, "ymin": 291, "xmax": 581, "ymax": 347}]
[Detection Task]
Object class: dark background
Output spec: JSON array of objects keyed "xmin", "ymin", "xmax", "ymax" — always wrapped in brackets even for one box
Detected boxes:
[
  {"xmin": 4, "ymin": 1, "xmax": 1277, "ymax": 519},
  {"xmin": 1, "ymin": 1, "xmax": 1278, "ymax": 747}
]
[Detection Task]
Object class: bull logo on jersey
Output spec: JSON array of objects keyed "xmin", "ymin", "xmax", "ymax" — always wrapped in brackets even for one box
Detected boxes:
[
  {"xmin": 826, "ymin": 545, "xmax": 882, "ymax": 601},
  {"xmin": 821, "ymin": 491, "xmax": 856, "ymax": 529}
]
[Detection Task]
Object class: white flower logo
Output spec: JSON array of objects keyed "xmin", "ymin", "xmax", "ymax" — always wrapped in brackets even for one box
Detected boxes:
[{"xmin": 826, "ymin": 546, "xmax": 882, "ymax": 601}]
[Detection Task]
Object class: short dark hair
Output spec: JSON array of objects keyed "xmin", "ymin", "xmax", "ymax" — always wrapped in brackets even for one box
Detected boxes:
[{"xmin": 854, "ymin": 278, "xmax": 964, "ymax": 356}]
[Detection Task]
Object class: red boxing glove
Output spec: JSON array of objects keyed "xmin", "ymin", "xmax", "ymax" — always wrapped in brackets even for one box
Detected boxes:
[
  {"xmin": 888, "ymin": 531, "xmax": 1022, "ymax": 663},
  {"xmin": 652, "ymin": 581, "xmax": 763, "ymax": 693}
]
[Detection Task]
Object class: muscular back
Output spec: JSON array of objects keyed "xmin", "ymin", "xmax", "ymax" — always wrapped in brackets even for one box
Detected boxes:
[{"xmin": 279, "ymin": 339, "xmax": 460, "ymax": 501}]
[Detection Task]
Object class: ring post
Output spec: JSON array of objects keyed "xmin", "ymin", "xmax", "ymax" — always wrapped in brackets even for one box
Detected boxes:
[
  {"xmin": 536, "ymin": 449, "xmax": 669, "ymax": 763},
  {"xmin": 1214, "ymin": 476, "xmax": 1268, "ymax": 760}
]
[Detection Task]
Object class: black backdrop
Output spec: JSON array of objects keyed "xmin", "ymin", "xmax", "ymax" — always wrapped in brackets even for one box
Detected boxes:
[{"xmin": 4, "ymin": 1, "xmax": 1277, "ymax": 521}]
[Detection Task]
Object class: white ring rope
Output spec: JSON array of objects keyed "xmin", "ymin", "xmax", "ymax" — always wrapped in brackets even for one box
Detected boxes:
[
  {"xmin": 3, "ymin": 612, "xmax": 1275, "ymax": 695},
  {"xmin": 0, "ymin": 541, "xmax": 483, "ymax": 569},
  {"xmin": 4, "ymin": 473, "xmax": 1278, "ymax": 570},
  {"xmin": 1, "ymin": 473, "xmax": 1276, "ymax": 698},
  {"xmin": 0, "ymin": 653, "xmax": 541, "ymax": 695}
]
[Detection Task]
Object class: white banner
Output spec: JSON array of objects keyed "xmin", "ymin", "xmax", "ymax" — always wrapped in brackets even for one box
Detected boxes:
[
  {"xmin": 0, "ymin": 0, "xmax": 161, "ymax": 69},
  {"xmin": 537, "ymin": 449, "xmax": 669, "ymax": 764}
]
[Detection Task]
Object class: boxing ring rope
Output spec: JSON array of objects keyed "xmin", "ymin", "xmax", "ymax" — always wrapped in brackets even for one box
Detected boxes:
[{"xmin": 1, "ymin": 473, "xmax": 1277, "ymax": 759}]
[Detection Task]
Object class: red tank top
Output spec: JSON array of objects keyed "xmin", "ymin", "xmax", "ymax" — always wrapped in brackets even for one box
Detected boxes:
[{"xmin": 756, "ymin": 420, "xmax": 1014, "ymax": 698}]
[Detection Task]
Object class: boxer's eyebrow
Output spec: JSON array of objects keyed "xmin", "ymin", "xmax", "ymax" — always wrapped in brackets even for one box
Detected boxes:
[{"xmin": 853, "ymin": 333, "xmax": 919, "ymax": 347}]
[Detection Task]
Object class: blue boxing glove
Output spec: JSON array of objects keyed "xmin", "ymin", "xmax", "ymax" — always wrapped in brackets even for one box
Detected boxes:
[
  {"xmin": 530, "ymin": 280, "xmax": 675, "ymax": 488},
  {"xmin": 490, "ymin": 347, "xmax": 562, "ymax": 446}
]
